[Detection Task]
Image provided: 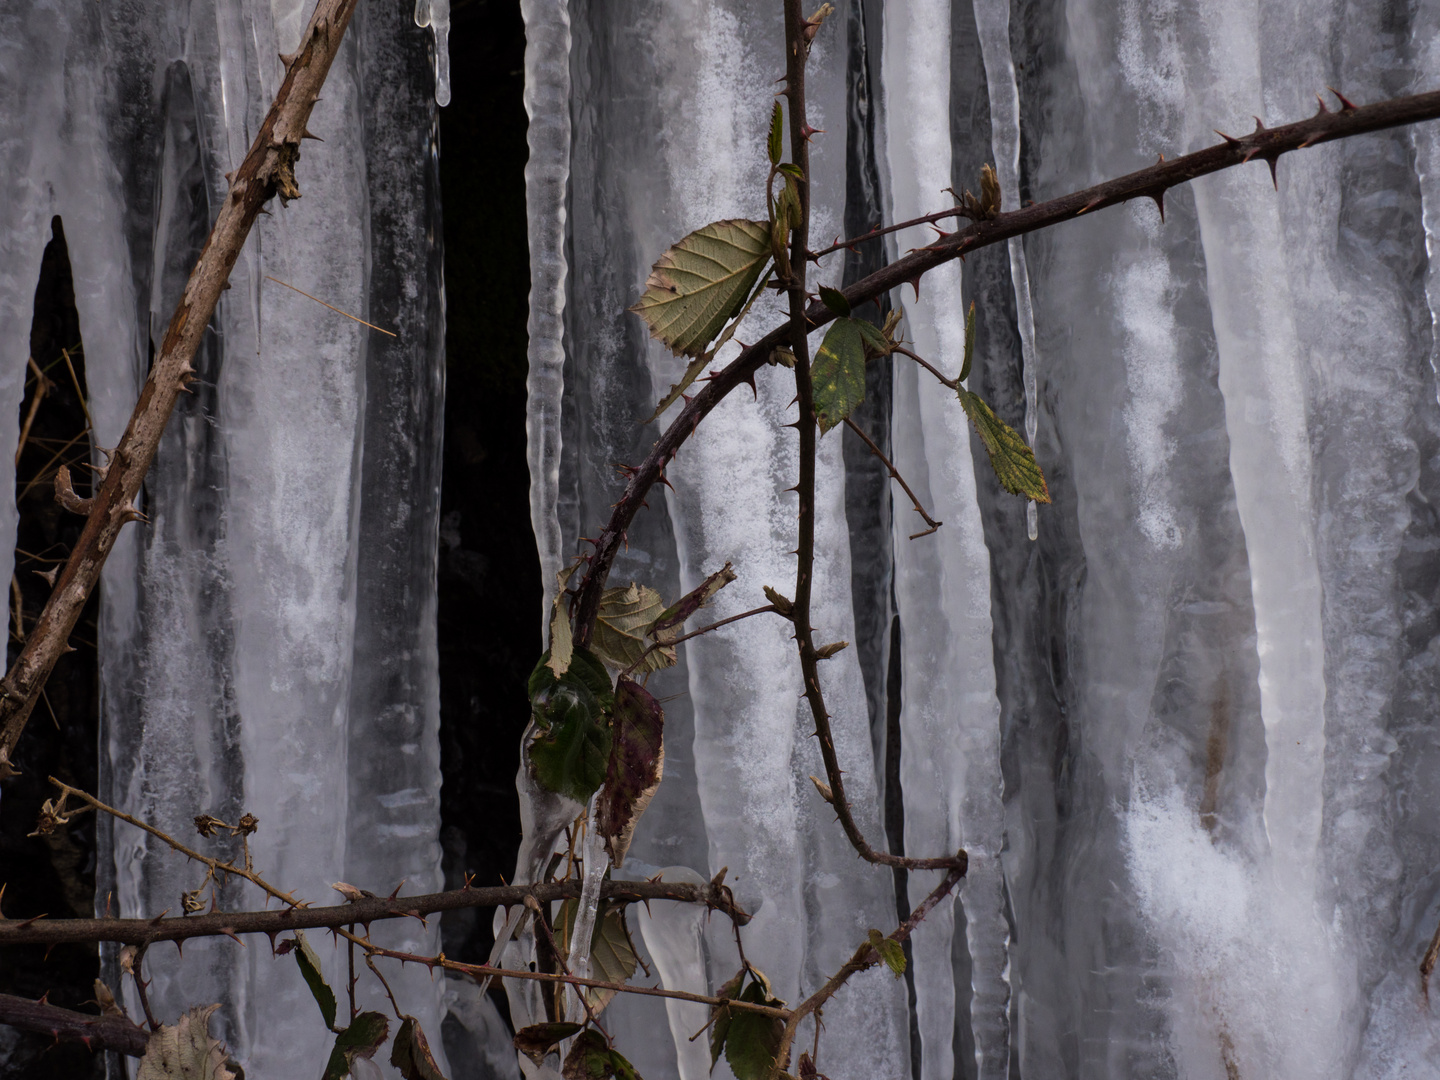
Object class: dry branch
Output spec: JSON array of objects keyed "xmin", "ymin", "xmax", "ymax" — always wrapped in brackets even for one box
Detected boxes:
[
  {"xmin": 0, "ymin": 0, "xmax": 362, "ymax": 776},
  {"xmin": 0, "ymin": 878, "xmax": 749, "ymax": 948}
]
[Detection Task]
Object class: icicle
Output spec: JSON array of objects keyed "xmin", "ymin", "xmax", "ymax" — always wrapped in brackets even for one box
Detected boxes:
[
  {"xmin": 971, "ymin": 0, "xmax": 1040, "ymax": 541},
  {"xmin": 413, "ymin": 0, "xmax": 452, "ymax": 107},
  {"xmin": 520, "ymin": 0, "xmax": 571, "ymax": 626},
  {"xmin": 565, "ymin": 802, "xmax": 609, "ymax": 991}
]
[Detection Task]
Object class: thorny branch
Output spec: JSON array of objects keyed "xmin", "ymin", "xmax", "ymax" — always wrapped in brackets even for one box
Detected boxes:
[
  {"xmin": 0, "ymin": 992, "xmax": 151, "ymax": 1058},
  {"xmin": 0, "ymin": 0, "xmax": 363, "ymax": 777}
]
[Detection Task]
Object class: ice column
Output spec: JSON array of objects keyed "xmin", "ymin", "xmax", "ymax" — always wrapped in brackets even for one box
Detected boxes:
[
  {"xmin": 413, "ymin": 0, "xmax": 452, "ymax": 106},
  {"xmin": 880, "ymin": 2, "xmax": 1008, "ymax": 1077}
]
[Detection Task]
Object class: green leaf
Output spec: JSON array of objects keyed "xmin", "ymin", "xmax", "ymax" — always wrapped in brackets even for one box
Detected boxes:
[
  {"xmin": 777, "ymin": 162, "xmax": 805, "ymax": 180},
  {"xmin": 562, "ymin": 1030, "xmax": 612, "ymax": 1080},
  {"xmin": 958, "ymin": 300, "xmax": 976, "ymax": 382},
  {"xmin": 391, "ymin": 1016, "xmax": 448, "ymax": 1080},
  {"xmin": 597, "ymin": 678, "xmax": 666, "ymax": 866},
  {"xmin": 650, "ymin": 562, "xmax": 737, "ymax": 636},
  {"xmin": 725, "ymin": 980, "xmax": 785, "ymax": 1080},
  {"xmin": 593, "ymin": 584, "xmax": 675, "ymax": 674},
  {"xmin": 854, "ymin": 318, "xmax": 893, "ymax": 358},
  {"xmin": 513, "ymin": 1021, "xmax": 583, "ymax": 1065},
  {"xmin": 768, "ymin": 101, "xmax": 783, "ymax": 165},
  {"xmin": 773, "ymin": 177, "xmax": 801, "ymax": 252},
  {"xmin": 321, "ymin": 1012, "xmax": 390, "ymax": 1080},
  {"xmin": 293, "ymin": 929, "xmax": 337, "ymax": 1031},
  {"xmin": 135, "ymin": 1004, "xmax": 236, "ymax": 1080},
  {"xmin": 811, "ymin": 318, "xmax": 866, "ymax": 434},
  {"xmin": 530, "ymin": 708, "xmax": 612, "ymax": 804},
  {"xmin": 868, "ymin": 929, "xmax": 907, "ymax": 977},
  {"xmin": 530, "ymin": 647, "xmax": 614, "ymax": 723},
  {"xmin": 709, "ymin": 971, "xmax": 746, "ymax": 1069},
  {"xmin": 630, "ymin": 219, "xmax": 772, "ymax": 357},
  {"xmin": 818, "ymin": 286, "xmax": 850, "ymax": 318},
  {"xmin": 957, "ymin": 389, "xmax": 1051, "ymax": 503},
  {"xmin": 558, "ymin": 901, "xmax": 640, "ymax": 1014}
]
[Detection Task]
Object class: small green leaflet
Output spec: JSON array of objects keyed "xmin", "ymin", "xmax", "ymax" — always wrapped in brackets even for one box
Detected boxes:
[
  {"xmin": 529, "ymin": 707, "xmax": 612, "ymax": 804},
  {"xmin": 592, "ymin": 583, "xmax": 675, "ymax": 674},
  {"xmin": 391, "ymin": 1016, "xmax": 448, "ymax": 1080},
  {"xmin": 811, "ymin": 318, "xmax": 867, "ymax": 433},
  {"xmin": 768, "ymin": 101, "xmax": 783, "ymax": 165},
  {"xmin": 818, "ymin": 285, "xmax": 850, "ymax": 317},
  {"xmin": 868, "ymin": 929, "xmax": 907, "ymax": 977},
  {"xmin": 596, "ymin": 678, "xmax": 665, "ymax": 866},
  {"xmin": 777, "ymin": 162, "xmax": 805, "ymax": 180},
  {"xmin": 321, "ymin": 1012, "xmax": 389, "ymax": 1080},
  {"xmin": 957, "ymin": 388, "xmax": 1051, "ymax": 503},
  {"xmin": 293, "ymin": 929, "xmax": 337, "ymax": 1031},
  {"xmin": 958, "ymin": 300, "xmax": 977, "ymax": 382},
  {"xmin": 630, "ymin": 219, "xmax": 771, "ymax": 358},
  {"xmin": 557, "ymin": 900, "xmax": 640, "ymax": 1014}
]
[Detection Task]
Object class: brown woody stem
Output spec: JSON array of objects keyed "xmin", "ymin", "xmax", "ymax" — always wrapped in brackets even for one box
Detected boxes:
[
  {"xmin": 844, "ymin": 416, "xmax": 941, "ymax": 539},
  {"xmin": 0, "ymin": 992, "xmax": 151, "ymax": 1057},
  {"xmin": 0, "ymin": 878, "xmax": 749, "ymax": 948},
  {"xmin": 0, "ymin": 0, "xmax": 362, "ymax": 777}
]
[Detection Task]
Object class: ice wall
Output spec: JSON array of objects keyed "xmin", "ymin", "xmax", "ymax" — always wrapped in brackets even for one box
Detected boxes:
[
  {"xmin": 530, "ymin": 0, "xmax": 1440, "ymax": 1078},
  {"xmin": 0, "ymin": 2, "xmax": 449, "ymax": 1075}
]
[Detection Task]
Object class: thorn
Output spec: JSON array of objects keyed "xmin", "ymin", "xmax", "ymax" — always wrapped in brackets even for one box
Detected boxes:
[
  {"xmin": 799, "ymin": 124, "xmax": 825, "ymax": 142},
  {"xmin": 1315, "ymin": 93, "xmax": 1330, "ymax": 115},
  {"xmin": 741, "ymin": 370, "xmax": 759, "ymax": 399},
  {"xmin": 1148, "ymin": 190, "xmax": 1166, "ymax": 223},
  {"xmin": 1263, "ymin": 153, "xmax": 1280, "ymax": 189},
  {"xmin": 223, "ymin": 170, "xmax": 234, "ymax": 184},
  {"xmin": 1253, "ymin": 116, "xmax": 1267, "ymax": 132},
  {"xmin": 219, "ymin": 927, "xmax": 245, "ymax": 947},
  {"xmin": 1157, "ymin": 152, "xmax": 1165, "ymax": 163},
  {"xmin": 1214, "ymin": 129, "xmax": 1241, "ymax": 146},
  {"xmin": 1327, "ymin": 86, "xmax": 1358, "ymax": 111},
  {"xmin": 388, "ymin": 879, "xmax": 407, "ymax": 900},
  {"xmin": 34, "ymin": 567, "xmax": 57, "ymax": 587},
  {"xmin": 279, "ymin": 51, "xmax": 297, "ymax": 68},
  {"xmin": 907, "ymin": 276, "xmax": 922, "ymax": 301},
  {"xmin": 266, "ymin": 931, "xmax": 280, "ymax": 954},
  {"xmin": 1076, "ymin": 197, "xmax": 1104, "ymax": 216},
  {"xmin": 301, "ymin": 128, "xmax": 323, "ymax": 142},
  {"xmin": 149, "ymin": 909, "xmax": 170, "ymax": 925},
  {"xmin": 16, "ymin": 913, "xmax": 47, "ymax": 930},
  {"xmin": 173, "ymin": 939, "xmax": 183, "ymax": 958}
]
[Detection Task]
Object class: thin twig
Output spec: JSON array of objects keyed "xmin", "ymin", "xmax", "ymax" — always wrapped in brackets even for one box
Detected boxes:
[
  {"xmin": 363, "ymin": 953, "xmax": 404, "ymax": 1019},
  {"xmin": 527, "ymin": 896, "xmax": 606, "ymax": 1034},
  {"xmin": 843, "ymin": 417, "xmax": 941, "ymax": 539},
  {"xmin": 129, "ymin": 944, "xmax": 160, "ymax": 1032},
  {"xmin": 767, "ymin": 858, "xmax": 967, "ymax": 1079},
  {"xmin": 60, "ymin": 348, "xmax": 93, "ymax": 431},
  {"xmin": 347, "ymin": 925, "xmax": 358, "ymax": 1022},
  {"xmin": 892, "ymin": 344, "xmax": 957, "ymax": 390},
  {"xmin": 620, "ymin": 605, "xmax": 781, "ymax": 680},
  {"xmin": 15, "ymin": 358, "xmax": 48, "ymax": 466},
  {"xmin": 263, "ymin": 275, "xmax": 397, "ymax": 338},
  {"xmin": 809, "ymin": 204, "xmax": 971, "ymax": 260},
  {"xmin": 0, "ymin": 0, "xmax": 366, "ymax": 777}
]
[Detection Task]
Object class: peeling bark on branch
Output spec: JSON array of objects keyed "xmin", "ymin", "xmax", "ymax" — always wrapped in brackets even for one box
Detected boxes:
[{"xmin": 0, "ymin": 0, "xmax": 362, "ymax": 776}]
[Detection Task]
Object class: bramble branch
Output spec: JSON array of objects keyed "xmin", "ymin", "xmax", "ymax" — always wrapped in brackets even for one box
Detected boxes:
[
  {"xmin": 0, "ymin": 992, "xmax": 150, "ymax": 1057},
  {"xmin": 0, "ymin": 0, "xmax": 363, "ymax": 777},
  {"xmin": 843, "ymin": 417, "xmax": 941, "ymax": 539},
  {"xmin": 570, "ymin": 86, "xmax": 1440, "ymax": 649}
]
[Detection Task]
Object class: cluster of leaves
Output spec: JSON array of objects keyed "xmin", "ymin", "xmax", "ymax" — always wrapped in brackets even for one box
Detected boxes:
[
  {"xmin": 515, "ymin": 1024, "xmax": 642, "ymax": 1080},
  {"xmin": 286, "ymin": 929, "xmax": 446, "ymax": 1080},
  {"xmin": 530, "ymin": 564, "xmax": 734, "ymax": 864}
]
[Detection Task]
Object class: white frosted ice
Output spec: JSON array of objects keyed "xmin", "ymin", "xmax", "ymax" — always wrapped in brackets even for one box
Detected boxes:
[{"xmin": 413, "ymin": 0, "xmax": 452, "ymax": 107}]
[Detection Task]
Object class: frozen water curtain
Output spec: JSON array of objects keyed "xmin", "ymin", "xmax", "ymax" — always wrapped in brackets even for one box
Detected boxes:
[{"xmin": 2, "ymin": 0, "xmax": 1440, "ymax": 1078}]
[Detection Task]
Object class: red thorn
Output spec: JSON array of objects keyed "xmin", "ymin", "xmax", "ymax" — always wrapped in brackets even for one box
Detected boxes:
[
  {"xmin": 266, "ymin": 931, "xmax": 280, "ymax": 954},
  {"xmin": 36, "ymin": 991, "xmax": 49, "ymax": 1006},
  {"xmin": 16, "ymin": 913, "xmax": 48, "ymax": 929},
  {"xmin": 907, "ymin": 276, "xmax": 922, "ymax": 301},
  {"xmin": 219, "ymin": 927, "xmax": 246, "ymax": 947},
  {"xmin": 799, "ymin": 124, "xmax": 825, "ymax": 142},
  {"xmin": 1157, "ymin": 152, "xmax": 1166, "ymax": 163},
  {"xmin": 1327, "ymin": 86, "xmax": 1358, "ymax": 111},
  {"xmin": 1265, "ymin": 155, "xmax": 1280, "ymax": 189},
  {"xmin": 1253, "ymin": 116, "xmax": 1267, "ymax": 132},
  {"xmin": 1149, "ymin": 190, "xmax": 1166, "ymax": 223},
  {"xmin": 173, "ymin": 939, "xmax": 183, "ymax": 958},
  {"xmin": 1076, "ymin": 197, "xmax": 1104, "ymax": 216},
  {"xmin": 1215, "ymin": 129, "xmax": 1241, "ymax": 146},
  {"xmin": 149, "ymin": 909, "xmax": 170, "ymax": 925},
  {"xmin": 388, "ymin": 880, "xmax": 406, "ymax": 900},
  {"xmin": 1315, "ymin": 93, "xmax": 1329, "ymax": 115}
]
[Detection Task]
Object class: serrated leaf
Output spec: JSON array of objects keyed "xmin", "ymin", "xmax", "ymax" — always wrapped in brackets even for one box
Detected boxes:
[
  {"xmin": 293, "ymin": 929, "xmax": 337, "ymax": 1031},
  {"xmin": 768, "ymin": 101, "xmax": 783, "ymax": 165},
  {"xmin": 593, "ymin": 584, "xmax": 676, "ymax": 674},
  {"xmin": 650, "ymin": 562, "xmax": 737, "ymax": 636},
  {"xmin": 391, "ymin": 1016, "xmax": 448, "ymax": 1080},
  {"xmin": 818, "ymin": 285, "xmax": 850, "ymax": 317},
  {"xmin": 597, "ymin": 679, "xmax": 665, "ymax": 866},
  {"xmin": 321, "ymin": 1012, "xmax": 389, "ymax": 1080},
  {"xmin": 530, "ymin": 708, "xmax": 612, "ymax": 804},
  {"xmin": 135, "ymin": 1004, "xmax": 236, "ymax": 1080},
  {"xmin": 811, "ymin": 318, "xmax": 866, "ymax": 434},
  {"xmin": 630, "ymin": 219, "xmax": 771, "ymax": 358},
  {"xmin": 957, "ymin": 389, "xmax": 1050, "ymax": 503},
  {"xmin": 725, "ymin": 980, "xmax": 785, "ymax": 1080},
  {"xmin": 777, "ymin": 162, "xmax": 805, "ymax": 179},
  {"xmin": 513, "ymin": 1021, "xmax": 583, "ymax": 1064},
  {"xmin": 959, "ymin": 300, "xmax": 977, "ymax": 382},
  {"xmin": 557, "ymin": 901, "xmax": 639, "ymax": 1014},
  {"xmin": 868, "ymin": 929, "xmax": 906, "ymax": 977},
  {"xmin": 530, "ymin": 647, "xmax": 615, "ymax": 723}
]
